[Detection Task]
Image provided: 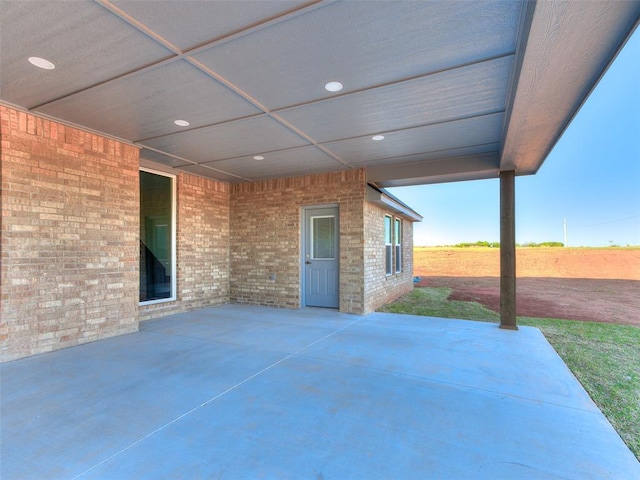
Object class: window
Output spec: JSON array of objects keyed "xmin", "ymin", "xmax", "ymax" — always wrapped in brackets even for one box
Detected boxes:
[
  {"xmin": 395, "ymin": 218, "xmax": 402, "ymax": 273},
  {"xmin": 384, "ymin": 216, "xmax": 403, "ymax": 275},
  {"xmin": 384, "ymin": 215, "xmax": 393, "ymax": 275},
  {"xmin": 312, "ymin": 216, "xmax": 336, "ymax": 259},
  {"xmin": 140, "ymin": 169, "xmax": 176, "ymax": 304}
]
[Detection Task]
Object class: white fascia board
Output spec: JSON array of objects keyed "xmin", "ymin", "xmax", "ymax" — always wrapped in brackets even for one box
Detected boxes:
[{"xmin": 366, "ymin": 185, "xmax": 423, "ymax": 222}]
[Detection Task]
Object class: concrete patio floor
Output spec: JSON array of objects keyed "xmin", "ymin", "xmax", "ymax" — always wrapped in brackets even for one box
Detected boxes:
[{"xmin": 1, "ymin": 305, "xmax": 638, "ymax": 479}]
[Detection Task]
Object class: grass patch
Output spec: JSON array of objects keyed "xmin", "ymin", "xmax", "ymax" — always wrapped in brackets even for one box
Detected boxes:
[{"xmin": 379, "ymin": 287, "xmax": 640, "ymax": 460}]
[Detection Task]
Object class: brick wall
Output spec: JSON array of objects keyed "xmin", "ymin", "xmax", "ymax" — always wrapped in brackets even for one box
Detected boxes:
[
  {"xmin": 139, "ymin": 172, "xmax": 230, "ymax": 320},
  {"xmin": 0, "ymin": 106, "xmax": 139, "ymax": 361},
  {"xmin": 363, "ymin": 201, "xmax": 415, "ymax": 313},
  {"xmin": 0, "ymin": 104, "xmax": 416, "ymax": 360},
  {"xmin": 230, "ymin": 170, "xmax": 366, "ymax": 314}
]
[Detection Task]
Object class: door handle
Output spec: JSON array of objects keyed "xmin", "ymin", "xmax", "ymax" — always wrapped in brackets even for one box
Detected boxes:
[{"xmin": 305, "ymin": 260, "xmax": 312, "ymax": 264}]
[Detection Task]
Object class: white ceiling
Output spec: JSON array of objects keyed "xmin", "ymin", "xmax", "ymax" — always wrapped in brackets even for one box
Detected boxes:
[{"xmin": 1, "ymin": 0, "xmax": 638, "ymax": 186}]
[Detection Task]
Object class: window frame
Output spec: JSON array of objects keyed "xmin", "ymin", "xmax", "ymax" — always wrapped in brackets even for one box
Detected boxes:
[
  {"xmin": 139, "ymin": 168, "xmax": 177, "ymax": 306},
  {"xmin": 384, "ymin": 215, "xmax": 393, "ymax": 276},
  {"xmin": 394, "ymin": 218, "xmax": 402, "ymax": 273}
]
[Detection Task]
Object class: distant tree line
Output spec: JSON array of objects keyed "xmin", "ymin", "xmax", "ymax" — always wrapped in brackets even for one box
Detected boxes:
[
  {"xmin": 450, "ymin": 241, "xmax": 565, "ymax": 248},
  {"xmin": 452, "ymin": 241, "xmax": 501, "ymax": 248},
  {"xmin": 519, "ymin": 241, "xmax": 565, "ymax": 248}
]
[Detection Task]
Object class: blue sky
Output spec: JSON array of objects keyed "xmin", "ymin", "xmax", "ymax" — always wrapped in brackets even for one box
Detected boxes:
[{"xmin": 389, "ymin": 28, "xmax": 640, "ymax": 247}]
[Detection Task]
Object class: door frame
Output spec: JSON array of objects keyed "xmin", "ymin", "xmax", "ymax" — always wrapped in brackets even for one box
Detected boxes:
[{"xmin": 301, "ymin": 204, "xmax": 340, "ymax": 308}]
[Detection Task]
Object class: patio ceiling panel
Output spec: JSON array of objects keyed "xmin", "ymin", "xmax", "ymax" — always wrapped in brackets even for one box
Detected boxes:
[
  {"xmin": 0, "ymin": 0, "xmax": 171, "ymax": 109},
  {"xmin": 190, "ymin": 0, "xmax": 521, "ymax": 111},
  {"xmin": 275, "ymin": 56, "xmax": 513, "ymax": 144},
  {"xmin": 36, "ymin": 60, "xmax": 262, "ymax": 142},
  {"xmin": 364, "ymin": 144, "xmax": 501, "ymax": 169},
  {"xmin": 141, "ymin": 115, "xmax": 311, "ymax": 165},
  {"xmin": 139, "ymin": 146, "xmax": 269, "ymax": 184},
  {"xmin": 173, "ymin": 164, "xmax": 252, "ymax": 184},
  {"xmin": 368, "ymin": 153, "xmax": 501, "ymax": 187},
  {"xmin": 199, "ymin": 145, "xmax": 344, "ymax": 180},
  {"xmin": 321, "ymin": 113, "xmax": 504, "ymax": 167},
  {"xmin": 109, "ymin": 0, "xmax": 314, "ymax": 52}
]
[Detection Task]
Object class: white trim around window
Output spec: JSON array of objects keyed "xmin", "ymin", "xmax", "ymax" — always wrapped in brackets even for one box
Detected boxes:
[
  {"xmin": 139, "ymin": 168, "xmax": 177, "ymax": 305},
  {"xmin": 384, "ymin": 215, "xmax": 393, "ymax": 276},
  {"xmin": 394, "ymin": 217, "xmax": 402, "ymax": 273}
]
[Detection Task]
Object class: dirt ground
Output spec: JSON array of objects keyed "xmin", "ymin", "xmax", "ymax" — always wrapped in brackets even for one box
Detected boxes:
[{"xmin": 413, "ymin": 248, "xmax": 640, "ymax": 326}]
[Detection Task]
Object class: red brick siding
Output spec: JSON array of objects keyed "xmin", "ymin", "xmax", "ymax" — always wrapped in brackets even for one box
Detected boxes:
[{"xmin": 0, "ymin": 106, "xmax": 139, "ymax": 361}]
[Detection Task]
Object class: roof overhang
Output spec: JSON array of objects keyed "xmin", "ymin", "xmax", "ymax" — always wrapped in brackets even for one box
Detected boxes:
[
  {"xmin": 1, "ymin": 1, "xmax": 638, "ymax": 187},
  {"xmin": 366, "ymin": 185, "xmax": 423, "ymax": 222}
]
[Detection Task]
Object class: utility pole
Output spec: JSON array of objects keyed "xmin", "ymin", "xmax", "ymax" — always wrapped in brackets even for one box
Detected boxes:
[{"xmin": 563, "ymin": 217, "xmax": 567, "ymax": 247}]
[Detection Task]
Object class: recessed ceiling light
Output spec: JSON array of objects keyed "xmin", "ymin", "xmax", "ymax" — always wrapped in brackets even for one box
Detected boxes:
[
  {"xmin": 324, "ymin": 81, "xmax": 343, "ymax": 92},
  {"xmin": 174, "ymin": 120, "xmax": 190, "ymax": 127},
  {"xmin": 28, "ymin": 56, "xmax": 55, "ymax": 70},
  {"xmin": 372, "ymin": 135, "xmax": 385, "ymax": 141},
  {"xmin": 253, "ymin": 155, "xmax": 265, "ymax": 161}
]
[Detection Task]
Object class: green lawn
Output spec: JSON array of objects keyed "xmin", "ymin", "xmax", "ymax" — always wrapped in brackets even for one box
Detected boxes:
[{"xmin": 379, "ymin": 287, "xmax": 640, "ymax": 460}]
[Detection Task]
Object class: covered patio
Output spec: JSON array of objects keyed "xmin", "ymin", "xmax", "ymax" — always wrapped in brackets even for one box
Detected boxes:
[
  {"xmin": 2, "ymin": 3, "xmax": 640, "ymax": 359},
  {"xmin": 2, "ymin": 305, "xmax": 637, "ymax": 479}
]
